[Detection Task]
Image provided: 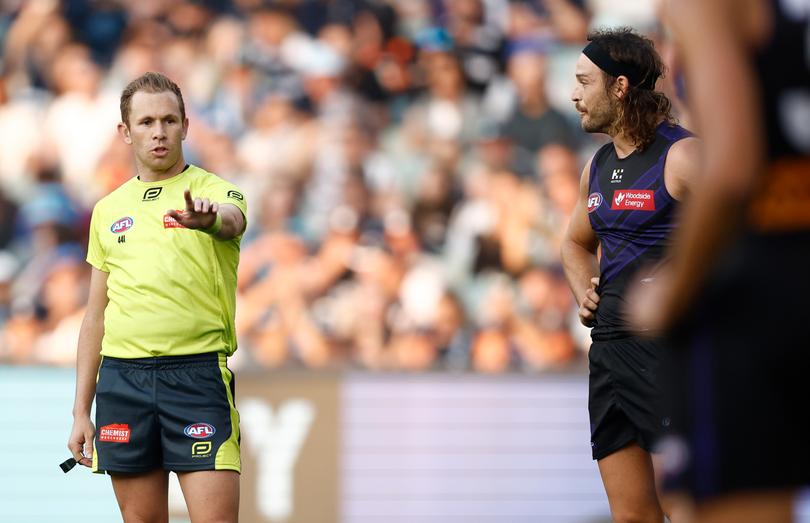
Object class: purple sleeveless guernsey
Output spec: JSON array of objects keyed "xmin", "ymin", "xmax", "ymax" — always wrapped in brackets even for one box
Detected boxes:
[{"xmin": 587, "ymin": 122, "xmax": 692, "ymax": 340}]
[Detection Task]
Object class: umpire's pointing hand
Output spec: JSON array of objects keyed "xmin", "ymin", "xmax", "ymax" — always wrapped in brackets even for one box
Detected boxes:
[{"xmin": 167, "ymin": 189, "xmax": 219, "ymax": 230}]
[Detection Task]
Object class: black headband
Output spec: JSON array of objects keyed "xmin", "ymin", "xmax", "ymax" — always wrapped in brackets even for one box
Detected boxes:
[{"xmin": 582, "ymin": 40, "xmax": 658, "ymax": 90}]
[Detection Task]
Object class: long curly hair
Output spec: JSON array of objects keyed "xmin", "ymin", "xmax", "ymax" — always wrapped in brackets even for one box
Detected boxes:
[{"xmin": 589, "ymin": 28, "xmax": 674, "ymax": 150}]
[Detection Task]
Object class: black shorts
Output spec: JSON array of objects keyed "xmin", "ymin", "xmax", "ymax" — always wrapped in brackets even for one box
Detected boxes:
[
  {"xmin": 588, "ymin": 337, "xmax": 668, "ymax": 460},
  {"xmin": 660, "ymin": 232, "xmax": 810, "ymax": 501},
  {"xmin": 92, "ymin": 352, "xmax": 241, "ymax": 474}
]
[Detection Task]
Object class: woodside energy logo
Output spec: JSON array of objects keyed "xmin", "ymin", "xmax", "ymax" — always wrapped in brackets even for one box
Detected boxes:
[{"xmin": 611, "ymin": 190, "xmax": 656, "ymax": 211}]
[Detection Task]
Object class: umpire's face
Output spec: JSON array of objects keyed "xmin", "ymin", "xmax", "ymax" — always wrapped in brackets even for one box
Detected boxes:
[{"xmin": 120, "ymin": 90, "xmax": 189, "ymax": 175}]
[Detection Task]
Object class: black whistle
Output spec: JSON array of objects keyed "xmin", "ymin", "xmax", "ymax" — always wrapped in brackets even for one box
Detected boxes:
[{"xmin": 60, "ymin": 457, "xmax": 78, "ymax": 473}]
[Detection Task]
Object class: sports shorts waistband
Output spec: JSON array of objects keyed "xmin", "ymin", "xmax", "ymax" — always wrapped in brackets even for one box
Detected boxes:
[
  {"xmin": 590, "ymin": 330, "xmax": 634, "ymax": 342},
  {"xmin": 101, "ymin": 352, "xmax": 225, "ymax": 369}
]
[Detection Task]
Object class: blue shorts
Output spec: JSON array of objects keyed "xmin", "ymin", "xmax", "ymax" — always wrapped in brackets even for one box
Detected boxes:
[{"xmin": 92, "ymin": 352, "xmax": 241, "ymax": 474}]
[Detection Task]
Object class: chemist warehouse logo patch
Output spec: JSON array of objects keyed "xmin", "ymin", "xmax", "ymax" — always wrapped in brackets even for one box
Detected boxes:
[
  {"xmin": 611, "ymin": 190, "xmax": 656, "ymax": 211},
  {"xmin": 98, "ymin": 424, "xmax": 131, "ymax": 443},
  {"xmin": 164, "ymin": 211, "xmax": 187, "ymax": 229}
]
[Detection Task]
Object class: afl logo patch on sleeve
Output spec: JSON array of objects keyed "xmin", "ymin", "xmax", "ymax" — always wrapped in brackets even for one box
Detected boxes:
[
  {"xmin": 111, "ymin": 217, "xmax": 134, "ymax": 233},
  {"xmin": 226, "ymin": 190, "xmax": 244, "ymax": 202},
  {"xmin": 587, "ymin": 192, "xmax": 603, "ymax": 213}
]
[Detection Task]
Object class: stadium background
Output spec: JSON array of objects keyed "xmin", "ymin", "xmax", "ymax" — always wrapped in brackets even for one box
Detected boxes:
[{"xmin": 0, "ymin": 1, "xmax": 673, "ymax": 521}]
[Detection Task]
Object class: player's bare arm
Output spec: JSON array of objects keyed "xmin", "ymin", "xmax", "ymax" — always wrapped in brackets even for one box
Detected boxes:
[
  {"xmin": 67, "ymin": 267, "xmax": 109, "ymax": 467},
  {"xmin": 627, "ymin": 136, "xmax": 702, "ymax": 332},
  {"xmin": 561, "ymin": 157, "xmax": 601, "ymax": 327},
  {"xmin": 167, "ymin": 189, "xmax": 246, "ymax": 241},
  {"xmin": 631, "ymin": 0, "xmax": 763, "ymax": 332},
  {"xmin": 663, "ymin": 136, "xmax": 702, "ymax": 201}
]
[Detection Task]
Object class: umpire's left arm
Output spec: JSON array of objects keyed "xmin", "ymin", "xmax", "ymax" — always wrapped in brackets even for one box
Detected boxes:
[{"xmin": 67, "ymin": 267, "xmax": 109, "ymax": 467}]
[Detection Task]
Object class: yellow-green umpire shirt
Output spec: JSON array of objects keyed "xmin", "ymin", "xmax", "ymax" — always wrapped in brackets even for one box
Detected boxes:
[{"xmin": 86, "ymin": 165, "xmax": 247, "ymax": 358}]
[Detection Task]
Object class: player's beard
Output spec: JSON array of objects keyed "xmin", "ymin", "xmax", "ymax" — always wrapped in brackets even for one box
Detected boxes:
[{"xmin": 581, "ymin": 94, "xmax": 620, "ymax": 135}]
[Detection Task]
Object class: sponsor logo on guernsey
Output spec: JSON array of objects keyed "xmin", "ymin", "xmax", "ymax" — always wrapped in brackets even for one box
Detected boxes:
[
  {"xmin": 611, "ymin": 189, "xmax": 656, "ymax": 211},
  {"xmin": 111, "ymin": 217, "xmax": 134, "ymax": 234},
  {"xmin": 610, "ymin": 168, "xmax": 624, "ymax": 184},
  {"xmin": 587, "ymin": 192, "xmax": 603, "ymax": 213},
  {"xmin": 99, "ymin": 423, "xmax": 131, "ymax": 443},
  {"xmin": 142, "ymin": 187, "xmax": 163, "ymax": 201},
  {"xmin": 184, "ymin": 422, "xmax": 216, "ymax": 439},
  {"xmin": 191, "ymin": 441, "xmax": 212, "ymax": 458},
  {"xmin": 163, "ymin": 211, "xmax": 187, "ymax": 229},
  {"xmin": 226, "ymin": 190, "xmax": 244, "ymax": 202}
]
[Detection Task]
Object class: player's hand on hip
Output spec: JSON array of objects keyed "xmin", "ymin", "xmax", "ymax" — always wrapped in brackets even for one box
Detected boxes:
[
  {"xmin": 579, "ymin": 277, "xmax": 600, "ymax": 327},
  {"xmin": 167, "ymin": 189, "xmax": 219, "ymax": 230},
  {"xmin": 67, "ymin": 415, "xmax": 95, "ymax": 467}
]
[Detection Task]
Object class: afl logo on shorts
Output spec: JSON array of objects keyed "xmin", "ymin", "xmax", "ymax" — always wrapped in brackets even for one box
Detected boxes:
[
  {"xmin": 587, "ymin": 192, "xmax": 603, "ymax": 213},
  {"xmin": 184, "ymin": 422, "xmax": 216, "ymax": 439},
  {"xmin": 111, "ymin": 217, "xmax": 134, "ymax": 233}
]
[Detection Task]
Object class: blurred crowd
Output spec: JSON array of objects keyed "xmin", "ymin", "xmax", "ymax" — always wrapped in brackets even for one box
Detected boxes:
[{"xmin": 0, "ymin": 0, "xmax": 676, "ymax": 372}]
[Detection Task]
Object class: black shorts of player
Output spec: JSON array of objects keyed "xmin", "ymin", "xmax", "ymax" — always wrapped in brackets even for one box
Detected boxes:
[
  {"xmin": 92, "ymin": 352, "xmax": 241, "ymax": 475},
  {"xmin": 660, "ymin": 232, "xmax": 810, "ymax": 501},
  {"xmin": 588, "ymin": 336, "xmax": 668, "ymax": 460}
]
